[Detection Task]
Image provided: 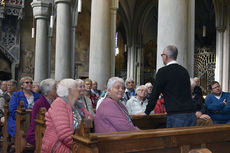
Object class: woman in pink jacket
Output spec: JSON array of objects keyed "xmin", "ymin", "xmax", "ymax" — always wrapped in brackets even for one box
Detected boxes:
[{"xmin": 41, "ymin": 79, "xmax": 81, "ymax": 153}]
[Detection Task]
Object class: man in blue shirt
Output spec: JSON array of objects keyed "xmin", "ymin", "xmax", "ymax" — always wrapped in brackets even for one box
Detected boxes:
[{"xmin": 205, "ymin": 81, "xmax": 230, "ymax": 124}]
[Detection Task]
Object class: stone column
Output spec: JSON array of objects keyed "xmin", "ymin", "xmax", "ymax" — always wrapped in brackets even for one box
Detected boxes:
[
  {"xmin": 31, "ymin": 0, "xmax": 51, "ymax": 82},
  {"xmin": 215, "ymin": 26, "xmax": 225, "ymax": 86},
  {"xmin": 222, "ymin": 4, "xmax": 230, "ymax": 91},
  {"xmin": 110, "ymin": 0, "xmax": 119, "ymax": 77},
  {"xmin": 156, "ymin": 0, "xmax": 195, "ymax": 72},
  {"xmin": 54, "ymin": 0, "xmax": 72, "ymax": 80},
  {"xmin": 89, "ymin": 0, "xmax": 111, "ymax": 90}
]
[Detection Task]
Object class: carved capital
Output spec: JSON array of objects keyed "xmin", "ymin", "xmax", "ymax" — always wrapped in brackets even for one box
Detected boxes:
[
  {"xmin": 31, "ymin": 0, "xmax": 51, "ymax": 19},
  {"xmin": 55, "ymin": 0, "xmax": 72, "ymax": 4},
  {"xmin": 216, "ymin": 26, "xmax": 226, "ymax": 32},
  {"xmin": 111, "ymin": 0, "xmax": 119, "ymax": 10}
]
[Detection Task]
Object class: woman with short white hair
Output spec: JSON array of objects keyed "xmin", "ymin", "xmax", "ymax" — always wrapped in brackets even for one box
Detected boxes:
[
  {"xmin": 126, "ymin": 85, "xmax": 153, "ymax": 115},
  {"xmin": 26, "ymin": 78, "xmax": 57, "ymax": 146},
  {"xmin": 95, "ymin": 77, "xmax": 139, "ymax": 133},
  {"xmin": 41, "ymin": 79, "xmax": 81, "ymax": 153}
]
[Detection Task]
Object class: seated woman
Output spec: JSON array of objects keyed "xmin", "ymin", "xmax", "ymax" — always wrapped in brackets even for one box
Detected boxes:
[
  {"xmin": 8, "ymin": 76, "xmax": 40, "ymax": 138},
  {"xmin": 190, "ymin": 78, "xmax": 213, "ymax": 126},
  {"xmin": 126, "ymin": 85, "xmax": 153, "ymax": 115},
  {"xmin": 95, "ymin": 77, "xmax": 139, "ymax": 133},
  {"xmin": 26, "ymin": 78, "xmax": 57, "ymax": 146},
  {"xmin": 76, "ymin": 79, "xmax": 95, "ymax": 116},
  {"xmin": 41, "ymin": 79, "xmax": 81, "ymax": 153}
]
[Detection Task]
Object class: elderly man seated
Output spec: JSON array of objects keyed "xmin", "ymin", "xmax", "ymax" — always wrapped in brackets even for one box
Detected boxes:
[
  {"xmin": 205, "ymin": 81, "xmax": 230, "ymax": 124},
  {"xmin": 126, "ymin": 85, "xmax": 153, "ymax": 115}
]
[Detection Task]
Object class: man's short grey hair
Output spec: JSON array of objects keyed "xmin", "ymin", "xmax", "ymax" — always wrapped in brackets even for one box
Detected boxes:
[
  {"xmin": 75, "ymin": 79, "xmax": 84, "ymax": 86},
  {"xmin": 164, "ymin": 45, "xmax": 178, "ymax": 60},
  {"xmin": 136, "ymin": 85, "xmax": 147, "ymax": 93},
  {"xmin": 57, "ymin": 79, "xmax": 78, "ymax": 97},
  {"xmin": 107, "ymin": 77, "xmax": 125, "ymax": 91},
  {"xmin": 19, "ymin": 76, "xmax": 33, "ymax": 86},
  {"xmin": 40, "ymin": 79, "xmax": 56, "ymax": 96},
  {"xmin": 125, "ymin": 78, "xmax": 134, "ymax": 87},
  {"xmin": 145, "ymin": 82, "xmax": 153, "ymax": 88}
]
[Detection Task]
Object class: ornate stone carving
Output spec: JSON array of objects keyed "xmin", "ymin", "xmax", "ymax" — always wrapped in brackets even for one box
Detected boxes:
[
  {"xmin": 194, "ymin": 48, "xmax": 216, "ymax": 94},
  {"xmin": 22, "ymin": 49, "xmax": 34, "ymax": 74}
]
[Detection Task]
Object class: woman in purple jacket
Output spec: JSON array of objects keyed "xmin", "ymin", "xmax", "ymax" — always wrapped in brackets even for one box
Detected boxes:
[
  {"xmin": 94, "ymin": 77, "xmax": 139, "ymax": 133},
  {"xmin": 26, "ymin": 78, "xmax": 57, "ymax": 146}
]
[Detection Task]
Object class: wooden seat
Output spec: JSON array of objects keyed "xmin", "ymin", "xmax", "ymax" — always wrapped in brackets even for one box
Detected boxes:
[
  {"xmin": 34, "ymin": 107, "xmax": 47, "ymax": 153},
  {"xmin": 2, "ymin": 99, "xmax": 10, "ymax": 153},
  {"xmin": 15, "ymin": 101, "xmax": 32, "ymax": 153},
  {"xmin": 72, "ymin": 118, "xmax": 230, "ymax": 153}
]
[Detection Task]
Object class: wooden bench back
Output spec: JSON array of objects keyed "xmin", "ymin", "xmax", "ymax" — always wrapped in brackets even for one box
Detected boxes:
[
  {"xmin": 72, "ymin": 118, "xmax": 230, "ymax": 153},
  {"xmin": 15, "ymin": 101, "xmax": 32, "ymax": 153},
  {"xmin": 2, "ymin": 99, "xmax": 10, "ymax": 153},
  {"xmin": 34, "ymin": 107, "xmax": 47, "ymax": 153},
  {"xmin": 131, "ymin": 113, "xmax": 166, "ymax": 129}
]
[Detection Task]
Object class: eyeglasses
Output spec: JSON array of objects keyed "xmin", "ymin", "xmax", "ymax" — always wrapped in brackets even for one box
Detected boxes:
[
  {"xmin": 24, "ymin": 81, "xmax": 33, "ymax": 85},
  {"xmin": 161, "ymin": 53, "xmax": 166, "ymax": 57}
]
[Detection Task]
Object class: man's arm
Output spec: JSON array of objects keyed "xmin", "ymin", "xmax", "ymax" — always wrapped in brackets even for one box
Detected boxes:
[
  {"xmin": 205, "ymin": 95, "xmax": 225, "ymax": 111},
  {"xmin": 145, "ymin": 70, "xmax": 164, "ymax": 115}
]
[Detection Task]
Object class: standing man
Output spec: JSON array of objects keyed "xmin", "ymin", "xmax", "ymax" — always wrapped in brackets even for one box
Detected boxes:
[{"xmin": 145, "ymin": 45, "xmax": 196, "ymax": 128}]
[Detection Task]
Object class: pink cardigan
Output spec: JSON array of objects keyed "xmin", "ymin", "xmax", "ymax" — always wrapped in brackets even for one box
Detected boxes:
[{"xmin": 41, "ymin": 97, "xmax": 73, "ymax": 153}]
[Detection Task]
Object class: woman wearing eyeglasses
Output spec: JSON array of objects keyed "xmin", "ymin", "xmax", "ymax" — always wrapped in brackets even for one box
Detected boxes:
[{"xmin": 8, "ymin": 76, "xmax": 40, "ymax": 138}]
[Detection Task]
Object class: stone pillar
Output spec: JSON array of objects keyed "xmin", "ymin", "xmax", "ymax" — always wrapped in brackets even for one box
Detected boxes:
[
  {"xmin": 222, "ymin": 4, "xmax": 230, "ymax": 91},
  {"xmin": 110, "ymin": 0, "xmax": 119, "ymax": 77},
  {"xmin": 215, "ymin": 26, "xmax": 225, "ymax": 86},
  {"xmin": 156, "ymin": 0, "xmax": 195, "ymax": 72},
  {"xmin": 89, "ymin": 0, "xmax": 111, "ymax": 90},
  {"xmin": 54, "ymin": 0, "xmax": 72, "ymax": 80},
  {"xmin": 31, "ymin": 0, "xmax": 51, "ymax": 82}
]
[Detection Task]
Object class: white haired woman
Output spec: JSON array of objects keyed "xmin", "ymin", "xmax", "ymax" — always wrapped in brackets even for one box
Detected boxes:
[
  {"xmin": 95, "ymin": 77, "xmax": 139, "ymax": 133},
  {"xmin": 126, "ymin": 85, "xmax": 153, "ymax": 115},
  {"xmin": 145, "ymin": 82, "xmax": 153, "ymax": 100},
  {"xmin": 41, "ymin": 79, "xmax": 81, "ymax": 153},
  {"xmin": 26, "ymin": 78, "xmax": 57, "ymax": 146},
  {"xmin": 8, "ymin": 76, "xmax": 40, "ymax": 138}
]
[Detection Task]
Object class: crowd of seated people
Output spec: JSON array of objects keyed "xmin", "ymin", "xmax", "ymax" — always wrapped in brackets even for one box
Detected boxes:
[{"xmin": 1, "ymin": 74, "xmax": 230, "ymax": 152}]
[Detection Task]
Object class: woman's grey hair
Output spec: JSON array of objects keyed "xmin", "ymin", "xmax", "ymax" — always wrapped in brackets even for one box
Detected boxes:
[
  {"xmin": 75, "ymin": 79, "xmax": 84, "ymax": 86},
  {"xmin": 40, "ymin": 79, "xmax": 56, "ymax": 96},
  {"xmin": 145, "ymin": 82, "xmax": 153, "ymax": 88},
  {"xmin": 125, "ymin": 78, "xmax": 134, "ymax": 87},
  {"xmin": 136, "ymin": 85, "xmax": 147, "ymax": 93},
  {"xmin": 107, "ymin": 77, "xmax": 124, "ymax": 91},
  {"xmin": 7, "ymin": 79, "xmax": 17, "ymax": 87},
  {"xmin": 164, "ymin": 45, "xmax": 178, "ymax": 60},
  {"xmin": 57, "ymin": 79, "xmax": 78, "ymax": 97},
  {"xmin": 33, "ymin": 82, "xmax": 40, "ymax": 86},
  {"xmin": 19, "ymin": 76, "xmax": 33, "ymax": 86}
]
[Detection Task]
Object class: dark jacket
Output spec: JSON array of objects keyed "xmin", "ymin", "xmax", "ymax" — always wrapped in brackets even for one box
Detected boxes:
[{"xmin": 145, "ymin": 63, "xmax": 196, "ymax": 115}]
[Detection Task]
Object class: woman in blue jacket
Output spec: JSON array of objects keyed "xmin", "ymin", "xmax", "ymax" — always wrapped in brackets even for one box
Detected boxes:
[{"xmin": 8, "ymin": 76, "xmax": 40, "ymax": 138}]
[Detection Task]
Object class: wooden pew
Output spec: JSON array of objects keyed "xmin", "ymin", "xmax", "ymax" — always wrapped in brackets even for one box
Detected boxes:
[
  {"xmin": 2, "ymin": 99, "xmax": 10, "ymax": 153},
  {"xmin": 72, "ymin": 119, "xmax": 230, "ymax": 153},
  {"xmin": 15, "ymin": 101, "xmax": 32, "ymax": 153},
  {"xmin": 131, "ymin": 114, "xmax": 167, "ymax": 129},
  {"xmin": 34, "ymin": 107, "xmax": 47, "ymax": 153}
]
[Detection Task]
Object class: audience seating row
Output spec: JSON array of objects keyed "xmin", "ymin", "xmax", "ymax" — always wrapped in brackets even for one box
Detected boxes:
[{"xmin": 2, "ymin": 101, "xmax": 230, "ymax": 153}]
